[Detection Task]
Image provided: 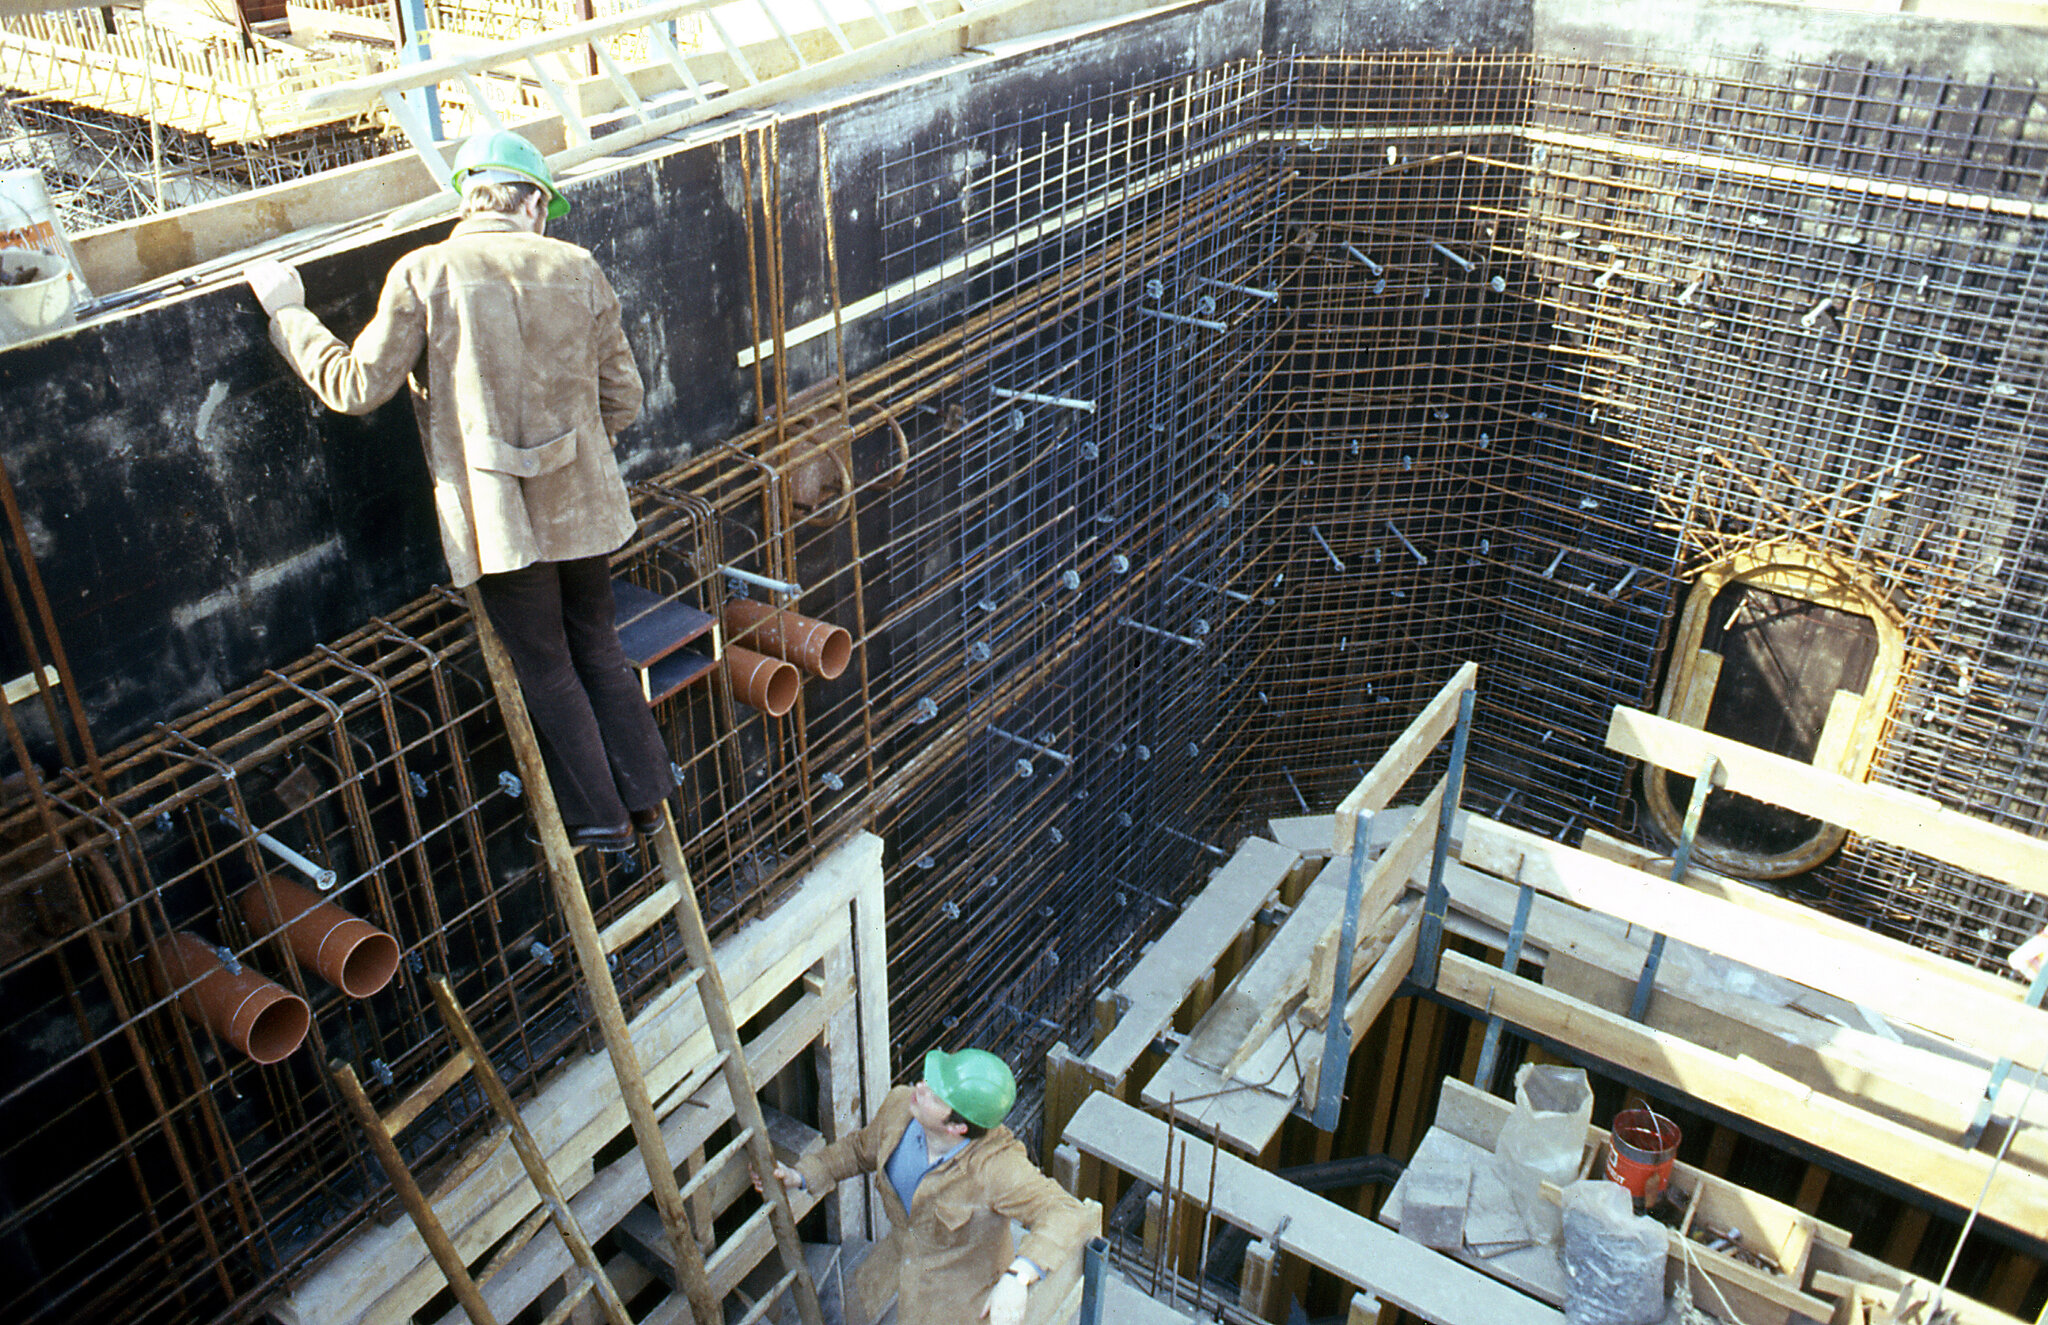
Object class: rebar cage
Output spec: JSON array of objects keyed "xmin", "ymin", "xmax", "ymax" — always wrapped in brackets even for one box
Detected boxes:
[{"xmin": 4, "ymin": 45, "xmax": 2048, "ymax": 1324}]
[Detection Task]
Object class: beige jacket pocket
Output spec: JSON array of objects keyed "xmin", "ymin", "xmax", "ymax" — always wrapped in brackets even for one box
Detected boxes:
[{"xmin": 466, "ymin": 427, "xmax": 578, "ymax": 478}]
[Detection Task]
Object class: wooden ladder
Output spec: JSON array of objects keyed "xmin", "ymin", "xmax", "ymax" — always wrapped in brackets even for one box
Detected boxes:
[
  {"xmin": 462, "ymin": 584, "xmax": 827, "ymax": 1325},
  {"xmin": 332, "ymin": 974, "xmax": 633, "ymax": 1325}
]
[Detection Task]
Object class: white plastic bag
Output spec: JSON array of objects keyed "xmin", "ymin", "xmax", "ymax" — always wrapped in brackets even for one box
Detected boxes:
[
  {"xmin": 1491, "ymin": 1063, "xmax": 1591, "ymax": 1244},
  {"xmin": 1561, "ymin": 1179, "xmax": 1667, "ymax": 1325}
]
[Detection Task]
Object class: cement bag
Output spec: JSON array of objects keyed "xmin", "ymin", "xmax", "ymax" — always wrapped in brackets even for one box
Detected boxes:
[
  {"xmin": 1490, "ymin": 1063, "xmax": 1591, "ymax": 1243},
  {"xmin": 1561, "ymin": 1179, "xmax": 1667, "ymax": 1325}
]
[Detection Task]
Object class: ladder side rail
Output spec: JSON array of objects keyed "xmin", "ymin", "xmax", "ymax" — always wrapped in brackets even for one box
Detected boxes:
[
  {"xmin": 331, "ymin": 1061, "xmax": 503, "ymax": 1325},
  {"xmin": 462, "ymin": 586, "xmax": 727, "ymax": 1325},
  {"xmin": 427, "ymin": 975, "xmax": 635, "ymax": 1325}
]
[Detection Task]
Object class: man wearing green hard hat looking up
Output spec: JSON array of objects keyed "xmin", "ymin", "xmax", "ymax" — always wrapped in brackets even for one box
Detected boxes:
[
  {"xmin": 244, "ymin": 131, "xmax": 674, "ymax": 852},
  {"xmin": 761, "ymin": 1047, "xmax": 1091, "ymax": 1325}
]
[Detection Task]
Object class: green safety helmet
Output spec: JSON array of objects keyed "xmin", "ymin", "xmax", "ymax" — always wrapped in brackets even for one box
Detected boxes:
[
  {"xmin": 449, "ymin": 129, "xmax": 569, "ymax": 220},
  {"xmin": 923, "ymin": 1048, "xmax": 1016, "ymax": 1130}
]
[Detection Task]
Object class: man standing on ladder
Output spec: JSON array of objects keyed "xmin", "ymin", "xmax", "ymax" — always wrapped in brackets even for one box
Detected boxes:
[
  {"xmin": 760, "ymin": 1047, "xmax": 1091, "ymax": 1325},
  {"xmin": 246, "ymin": 131, "xmax": 673, "ymax": 851}
]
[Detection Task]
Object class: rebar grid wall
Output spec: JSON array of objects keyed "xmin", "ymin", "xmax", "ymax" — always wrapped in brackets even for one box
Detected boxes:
[
  {"xmin": 868, "ymin": 62, "xmax": 1289, "ymax": 1070},
  {"xmin": 0, "ymin": 461, "xmax": 870, "ymax": 1323},
  {"xmin": 7, "ymin": 42, "xmax": 2048, "ymax": 1325},
  {"xmin": 1491, "ymin": 54, "xmax": 2048, "ymax": 962}
]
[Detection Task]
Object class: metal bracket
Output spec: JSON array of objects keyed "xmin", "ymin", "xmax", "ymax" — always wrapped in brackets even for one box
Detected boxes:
[
  {"xmin": 1629, "ymin": 754, "xmax": 1723, "ymax": 1021},
  {"xmin": 1961, "ymin": 959, "xmax": 2048, "ymax": 1148},
  {"xmin": 1473, "ymin": 857, "xmax": 1533, "ymax": 1088},
  {"xmin": 1411, "ymin": 687, "xmax": 1477, "ymax": 991}
]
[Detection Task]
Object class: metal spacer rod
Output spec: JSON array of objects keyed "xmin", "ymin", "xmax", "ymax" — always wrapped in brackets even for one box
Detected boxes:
[
  {"xmin": 1387, "ymin": 520, "xmax": 1429, "ymax": 566},
  {"xmin": 1308, "ymin": 525, "xmax": 1347, "ymax": 571},
  {"xmin": 1156, "ymin": 824, "xmax": 1228, "ymax": 858},
  {"xmin": 993, "ymin": 386, "xmax": 1097, "ymax": 413},
  {"xmin": 1139, "ymin": 307, "xmax": 1228, "ymax": 332},
  {"xmin": 988, "ymin": 726, "xmax": 1074, "ymax": 766},
  {"xmin": 1117, "ymin": 616, "xmax": 1206, "ymax": 650},
  {"xmin": 719, "ymin": 564, "xmax": 802, "ymax": 596},
  {"xmin": 219, "ymin": 811, "xmax": 337, "ymax": 890},
  {"xmin": 1197, "ymin": 275, "xmax": 1280, "ymax": 302},
  {"xmin": 1344, "ymin": 245, "xmax": 1384, "ymax": 275},
  {"xmin": 1431, "ymin": 242, "xmax": 1474, "ymax": 273},
  {"xmin": 1172, "ymin": 573, "xmax": 1255, "ymax": 604}
]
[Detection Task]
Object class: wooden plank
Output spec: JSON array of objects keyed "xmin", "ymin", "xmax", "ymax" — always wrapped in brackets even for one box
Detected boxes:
[
  {"xmin": 1178, "ymin": 855, "xmax": 1350, "ymax": 1075},
  {"xmin": 1575, "ymin": 830, "xmax": 2021, "ymax": 999},
  {"xmin": 1333, "ymin": 661, "xmax": 1477, "ymax": 855},
  {"xmin": 1062, "ymin": 1093, "xmax": 1563, "ymax": 1325},
  {"xmin": 1459, "ymin": 816, "xmax": 2048, "ymax": 1072},
  {"xmin": 1433, "ymin": 950, "xmax": 2048, "ymax": 1240},
  {"xmin": 1304, "ymin": 781, "xmax": 1443, "ymax": 1027},
  {"xmin": 1270, "ymin": 814, "xmax": 1335, "ymax": 856},
  {"xmin": 430, "ymin": 990, "xmax": 844, "ymax": 1325},
  {"xmin": 1607, "ymin": 706, "xmax": 2048, "ymax": 896},
  {"xmin": 1139, "ymin": 1047, "xmax": 1296, "ymax": 1155},
  {"xmin": 1445, "ymin": 859, "xmax": 2048, "ymax": 1173},
  {"xmin": 1088, "ymin": 837, "xmax": 1301, "ymax": 1081},
  {"xmin": 273, "ymin": 832, "xmax": 883, "ymax": 1325}
]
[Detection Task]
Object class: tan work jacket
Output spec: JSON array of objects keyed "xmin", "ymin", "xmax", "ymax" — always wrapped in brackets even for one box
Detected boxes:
[
  {"xmin": 795, "ymin": 1086, "xmax": 1091, "ymax": 1325},
  {"xmin": 268, "ymin": 214, "xmax": 643, "ymax": 586}
]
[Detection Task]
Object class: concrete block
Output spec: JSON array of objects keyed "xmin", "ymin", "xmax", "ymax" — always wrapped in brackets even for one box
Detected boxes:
[{"xmin": 1398, "ymin": 1154, "xmax": 1472, "ymax": 1249}]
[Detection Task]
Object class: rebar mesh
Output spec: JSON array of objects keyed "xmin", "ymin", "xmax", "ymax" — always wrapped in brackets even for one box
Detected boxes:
[{"xmin": 5, "ymin": 44, "xmax": 2048, "ymax": 1325}]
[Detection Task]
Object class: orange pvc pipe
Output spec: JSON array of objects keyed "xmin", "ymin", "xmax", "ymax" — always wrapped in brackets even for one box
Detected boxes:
[
  {"xmin": 156, "ymin": 932, "xmax": 310, "ymax": 1064},
  {"xmin": 723, "ymin": 600, "xmax": 852, "ymax": 680},
  {"xmin": 725, "ymin": 644, "xmax": 800, "ymax": 716},
  {"xmin": 238, "ymin": 875, "xmax": 400, "ymax": 999}
]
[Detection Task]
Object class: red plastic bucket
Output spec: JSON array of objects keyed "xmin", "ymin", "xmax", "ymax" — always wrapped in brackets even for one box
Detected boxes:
[{"xmin": 1605, "ymin": 1107, "xmax": 1681, "ymax": 1205}]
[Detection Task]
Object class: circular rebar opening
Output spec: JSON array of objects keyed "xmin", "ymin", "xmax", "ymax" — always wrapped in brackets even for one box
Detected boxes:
[
  {"xmin": 761, "ymin": 660, "xmax": 800, "ymax": 716},
  {"xmin": 244, "ymin": 992, "xmax": 311, "ymax": 1065},
  {"xmin": 813, "ymin": 626, "xmax": 853, "ymax": 680},
  {"xmin": 338, "ymin": 929, "xmax": 401, "ymax": 998}
]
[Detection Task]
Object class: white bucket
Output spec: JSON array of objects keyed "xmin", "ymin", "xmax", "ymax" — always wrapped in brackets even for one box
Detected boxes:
[
  {"xmin": 0, "ymin": 167, "xmax": 90, "ymax": 297},
  {"xmin": 0, "ymin": 248, "xmax": 77, "ymax": 346}
]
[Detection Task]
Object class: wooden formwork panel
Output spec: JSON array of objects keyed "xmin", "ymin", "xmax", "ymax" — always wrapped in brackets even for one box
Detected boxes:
[{"xmin": 273, "ymin": 831, "xmax": 887, "ymax": 1325}]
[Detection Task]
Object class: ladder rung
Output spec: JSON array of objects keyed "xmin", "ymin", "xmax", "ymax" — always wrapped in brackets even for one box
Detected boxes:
[
  {"xmin": 535, "ymin": 1270, "xmax": 598, "ymax": 1325},
  {"xmin": 675, "ymin": 1125, "xmax": 755, "ymax": 1206},
  {"xmin": 635, "ymin": 964, "xmax": 706, "ymax": 1029},
  {"xmin": 731, "ymin": 1270, "xmax": 799, "ymax": 1325},
  {"xmin": 476, "ymin": 1203, "xmax": 552, "ymax": 1289},
  {"xmin": 600, "ymin": 879, "xmax": 684, "ymax": 954},
  {"xmin": 704, "ymin": 1204, "xmax": 774, "ymax": 1280},
  {"xmin": 652, "ymin": 1046, "xmax": 726, "ymax": 1116},
  {"xmin": 381, "ymin": 1050, "xmax": 473, "ymax": 1135},
  {"xmin": 429, "ymin": 1121, "xmax": 512, "ymax": 1203}
]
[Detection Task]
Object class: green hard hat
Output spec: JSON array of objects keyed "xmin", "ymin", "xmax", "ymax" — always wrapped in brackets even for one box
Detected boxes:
[
  {"xmin": 923, "ymin": 1048, "xmax": 1015, "ymax": 1130},
  {"xmin": 449, "ymin": 129, "xmax": 569, "ymax": 220}
]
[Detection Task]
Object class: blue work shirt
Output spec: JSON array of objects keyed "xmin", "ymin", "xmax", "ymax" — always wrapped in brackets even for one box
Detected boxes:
[{"xmin": 884, "ymin": 1119, "xmax": 969, "ymax": 1213}]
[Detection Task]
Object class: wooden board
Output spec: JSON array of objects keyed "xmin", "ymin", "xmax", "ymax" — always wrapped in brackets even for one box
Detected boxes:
[
  {"xmin": 1178, "ymin": 855, "xmax": 1351, "ymax": 1075},
  {"xmin": 1089, "ymin": 838, "xmax": 1301, "ymax": 1081},
  {"xmin": 1304, "ymin": 781, "xmax": 1442, "ymax": 1026},
  {"xmin": 1270, "ymin": 814, "xmax": 1335, "ymax": 856},
  {"xmin": 1459, "ymin": 816, "xmax": 2048, "ymax": 1071},
  {"xmin": 273, "ymin": 832, "xmax": 885, "ymax": 1325},
  {"xmin": 1062, "ymin": 1093, "xmax": 1563, "ymax": 1325},
  {"xmin": 1334, "ymin": 662, "xmax": 1477, "ymax": 855},
  {"xmin": 1433, "ymin": 950, "xmax": 2048, "ymax": 1239},
  {"xmin": 1139, "ymin": 1045, "xmax": 1297, "ymax": 1155},
  {"xmin": 1607, "ymin": 706, "xmax": 2048, "ymax": 897},
  {"xmin": 1441, "ymin": 857, "xmax": 2048, "ymax": 1176},
  {"xmin": 1576, "ymin": 829, "xmax": 2022, "ymax": 1001}
]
